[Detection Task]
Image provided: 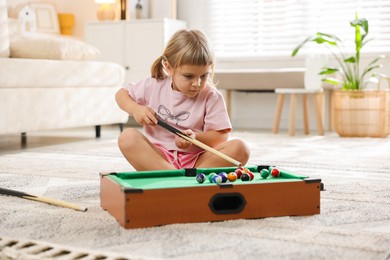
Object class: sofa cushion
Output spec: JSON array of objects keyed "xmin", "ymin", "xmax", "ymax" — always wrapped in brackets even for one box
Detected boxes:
[
  {"xmin": 0, "ymin": 0, "xmax": 10, "ymax": 57},
  {"xmin": 0, "ymin": 58, "xmax": 125, "ymax": 88},
  {"xmin": 10, "ymin": 34, "xmax": 101, "ymax": 61}
]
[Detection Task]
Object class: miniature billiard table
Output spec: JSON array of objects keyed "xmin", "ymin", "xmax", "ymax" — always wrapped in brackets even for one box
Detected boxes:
[{"xmin": 100, "ymin": 165, "xmax": 323, "ymax": 229}]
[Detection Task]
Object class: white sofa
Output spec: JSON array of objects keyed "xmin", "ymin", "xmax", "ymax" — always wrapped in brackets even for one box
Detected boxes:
[
  {"xmin": 213, "ymin": 68, "xmax": 306, "ymax": 114},
  {"xmin": 0, "ymin": 0, "xmax": 128, "ymax": 139}
]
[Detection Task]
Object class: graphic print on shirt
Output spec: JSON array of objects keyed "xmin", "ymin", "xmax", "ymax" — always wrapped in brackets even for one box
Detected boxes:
[{"xmin": 158, "ymin": 105, "xmax": 190, "ymax": 125}]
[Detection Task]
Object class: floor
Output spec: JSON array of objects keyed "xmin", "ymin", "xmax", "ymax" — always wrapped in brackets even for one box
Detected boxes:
[
  {"xmin": 0, "ymin": 125, "xmax": 124, "ymax": 155},
  {"xmin": 0, "ymin": 124, "xmax": 272, "ymax": 155},
  {"xmin": 1, "ymin": 126, "xmax": 389, "ymax": 259}
]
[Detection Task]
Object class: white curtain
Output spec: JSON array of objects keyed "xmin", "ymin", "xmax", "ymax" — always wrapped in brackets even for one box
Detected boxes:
[{"xmin": 204, "ymin": 0, "xmax": 390, "ymax": 58}]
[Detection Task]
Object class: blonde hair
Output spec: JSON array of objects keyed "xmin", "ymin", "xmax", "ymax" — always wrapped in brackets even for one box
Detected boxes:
[{"xmin": 151, "ymin": 29, "xmax": 215, "ymax": 82}]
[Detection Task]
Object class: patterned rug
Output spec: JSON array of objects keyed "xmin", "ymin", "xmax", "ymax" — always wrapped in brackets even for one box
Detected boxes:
[
  {"xmin": 0, "ymin": 236, "xmax": 135, "ymax": 260},
  {"xmin": 0, "ymin": 131, "xmax": 390, "ymax": 260}
]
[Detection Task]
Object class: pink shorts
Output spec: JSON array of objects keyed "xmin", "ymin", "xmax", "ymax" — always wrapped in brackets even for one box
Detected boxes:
[{"xmin": 155, "ymin": 144, "xmax": 204, "ymax": 169}]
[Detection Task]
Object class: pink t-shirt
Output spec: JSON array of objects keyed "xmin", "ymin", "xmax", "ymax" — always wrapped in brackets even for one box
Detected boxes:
[{"xmin": 123, "ymin": 77, "xmax": 232, "ymax": 153}]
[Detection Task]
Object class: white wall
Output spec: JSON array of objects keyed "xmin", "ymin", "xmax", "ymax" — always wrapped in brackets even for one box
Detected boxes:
[
  {"xmin": 54, "ymin": 0, "xmax": 96, "ymax": 38},
  {"xmin": 54, "ymin": 0, "xmax": 390, "ymax": 131},
  {"xmin": 54, "ymin": 0, "xmax": 126, "ymax": 38}
]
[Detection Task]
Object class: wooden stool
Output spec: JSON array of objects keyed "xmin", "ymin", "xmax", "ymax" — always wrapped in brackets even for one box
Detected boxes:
[{"xmin": 272, "ymin": 89, "xmax": 324, "ymax": 136}]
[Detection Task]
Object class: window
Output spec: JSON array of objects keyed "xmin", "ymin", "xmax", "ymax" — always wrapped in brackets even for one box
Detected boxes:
[{"xmin": 204, "ymin": 0, "xmax": 390, "ymax": 59}]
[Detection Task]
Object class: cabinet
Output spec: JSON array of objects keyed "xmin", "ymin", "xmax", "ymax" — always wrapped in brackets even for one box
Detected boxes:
[{"xmin": 85, "ymin": 19, "xmax": 186, "ymax": 83}]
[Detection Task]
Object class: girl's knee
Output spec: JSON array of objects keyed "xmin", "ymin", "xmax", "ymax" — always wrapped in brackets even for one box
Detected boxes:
[
  {"xmin": 229, "ymin": 139, "xmax": 249, "ymax": 151},
  {"xmin": 229, "ymin": 139, "xmax": 250, "ymax": 163},
  {"xmin": 118, "ymin": 128, "xmax": 141, "ymax": 151}
]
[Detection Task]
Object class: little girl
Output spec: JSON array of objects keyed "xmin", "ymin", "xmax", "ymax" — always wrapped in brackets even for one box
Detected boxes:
[{"xmin": 115, "ymin": 29, "xmax": 250, "ymax": 171}]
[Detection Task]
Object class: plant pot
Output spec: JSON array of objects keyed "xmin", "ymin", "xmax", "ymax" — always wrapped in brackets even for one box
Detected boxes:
[{"xmin": 332, "ymin": 90, "xmax": 390, "ymax": 137}]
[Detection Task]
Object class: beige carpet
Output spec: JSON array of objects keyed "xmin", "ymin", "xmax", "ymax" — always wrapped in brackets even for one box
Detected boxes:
[{"xmin": 0, "ymin": 130, "xmax": 390, "ymax": 260}]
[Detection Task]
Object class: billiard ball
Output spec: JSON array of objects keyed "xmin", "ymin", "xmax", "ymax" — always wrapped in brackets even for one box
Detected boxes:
[
  {"xmin": 227, "ymin": 172, "xmax": 237, "ymax": 182},
  {"xmin": 271, "ymin": 168, "xmax": 280, "ymax": 178},
  {"xmin": 219, "ymin": 171, "xmax": 227, "ymax": 177},
  {"xmin": 260, "ymin": 169, "xmax": 270, "ymax": 179},
  {"xmin": 218, "ymin": 172, "xmax": 228, "ymax": 183},
  {"xmin": 234, "ymin": 168, "xmax": 243, "ymax": 179},
  {"xmin": 246, "ymin": 170, "xmax": 254, "ymax": 180},
  {"xmin": 212, "ymin": 175, "xmax": 223, "ymax": 184},
  {"xmin": 208, "ymin": 172, "xmax": 217, "ymax": 183},
  {"xmin": 196, "ymin": 173, "xmax": 206, "ymax": 183},
  {"xmin": 241, "ymin": 173, "xmax": 251, "ymax": 181}
]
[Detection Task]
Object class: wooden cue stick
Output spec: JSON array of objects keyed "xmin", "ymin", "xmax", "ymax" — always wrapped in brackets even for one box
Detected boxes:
[
  {"xmin": 0, "ymin": 187, "xmax": 87, "ymax": 212},
  {"xmin": 157, "ymin": 119, "xmax": 242, "ymax": 166}
]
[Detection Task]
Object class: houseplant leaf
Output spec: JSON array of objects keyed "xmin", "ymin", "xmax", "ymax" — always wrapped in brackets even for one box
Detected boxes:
[{"xmin": 291, "ymin": 14, "xmax": 382, "ymax": 90}]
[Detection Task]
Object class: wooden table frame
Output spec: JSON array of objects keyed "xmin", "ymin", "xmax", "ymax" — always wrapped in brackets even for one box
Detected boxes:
[{"xmin": 100, "ymin": 166, "xmax": 323, "ymax": 229}]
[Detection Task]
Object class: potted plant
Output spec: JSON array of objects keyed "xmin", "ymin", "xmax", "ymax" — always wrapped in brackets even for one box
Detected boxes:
[{"xmin": 292, "ymin": 14, "xmax": 390, "ymax": 137}]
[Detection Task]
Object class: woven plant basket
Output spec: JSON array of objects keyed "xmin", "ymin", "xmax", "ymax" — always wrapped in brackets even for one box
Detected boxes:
[{"xmin": 332, "ymin": 89, "xmax": 390, "ymax": 137}]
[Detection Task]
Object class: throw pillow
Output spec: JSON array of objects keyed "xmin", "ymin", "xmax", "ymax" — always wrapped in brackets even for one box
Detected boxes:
[{"xmin": 10, "ymin": 35, "xmax": 101, "ymax": 61}]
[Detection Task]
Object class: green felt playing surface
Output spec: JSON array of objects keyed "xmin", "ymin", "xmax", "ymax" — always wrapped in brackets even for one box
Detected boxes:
[{"xmin": 108, "ymin": 166, "xmax": 308, "ymax": 190}]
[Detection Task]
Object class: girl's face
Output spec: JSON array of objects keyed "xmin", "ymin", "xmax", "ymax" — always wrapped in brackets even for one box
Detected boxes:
[{"xmin": 169, "ymin": 64, "xmax": 212, "ymax": 98}]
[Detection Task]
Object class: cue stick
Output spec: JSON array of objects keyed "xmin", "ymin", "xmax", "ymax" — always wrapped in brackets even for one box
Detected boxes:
[
  {"xmin": 157, "ymin": 119, "xmax": 242, "ymax": 166},
  {"xmin": 0, "ymin": 187, "xmax": 87, "ymax": 212}
]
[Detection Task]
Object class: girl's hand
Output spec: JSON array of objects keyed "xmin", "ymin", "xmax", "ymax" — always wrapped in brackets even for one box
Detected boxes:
[
  {"xmin": 175, "ymin": 129, "xmax": 195, "ymax": 149},
  {"xmin": 133, "ymin": 105, "xmax": 157, "ymax": 126}
]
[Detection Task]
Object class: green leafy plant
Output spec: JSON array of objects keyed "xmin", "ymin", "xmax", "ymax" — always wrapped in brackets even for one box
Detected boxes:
[{"xmin": 292, "ymin": 14, "xmax": 382, "ymax": 90}]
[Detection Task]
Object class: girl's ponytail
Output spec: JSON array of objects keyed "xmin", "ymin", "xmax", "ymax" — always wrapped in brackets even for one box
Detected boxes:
[{"xmin": 151, "ymin": 56, "xmax": 167, "ymax": 80}]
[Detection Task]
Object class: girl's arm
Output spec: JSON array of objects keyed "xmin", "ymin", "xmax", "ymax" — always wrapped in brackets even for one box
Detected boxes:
[
  {"xmin": 115, "ymin": 88, "xmax": 157, "ymax": 125},
  {"xmin": 193, "ymin": 129, "xmax": 230, "ymax": 148},
  {"xmin": 175, "ymin": 129, "xmax": 229, "ymax": 150}
]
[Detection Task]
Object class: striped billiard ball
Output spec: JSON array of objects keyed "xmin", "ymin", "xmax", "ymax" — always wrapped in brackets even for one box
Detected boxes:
[
  {"xmin": 260, "ymin": 169, "xmax": 270, "ymax": 179},
  {"xmin": 218, "ymin": 172, "xmax": 228, "ymax": 183},
  {"xmin": 246, "ymin": 170, "xmax": 254, "ymax": 180},
  {"xmin": 212, "ymin": 175, "xmax": 223, "ymax": 184},
  {"xmin": 196, "ymin": 173, "xmax": 206, "ymax": 184},
  {"xmin": 234, "ymin": 168, "xmax": 243, "ymax": 179},
  {"xmin": 208, "ymin": 172, "xmax": 217, "ymax": 183}
]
